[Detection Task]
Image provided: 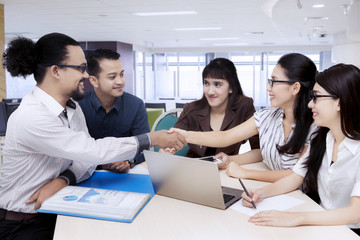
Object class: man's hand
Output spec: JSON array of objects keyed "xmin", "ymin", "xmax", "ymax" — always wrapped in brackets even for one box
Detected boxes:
[
  {"xmin": 26, "ymin": 178, "xmax": 67, "ymax": 210},
  {"xmin": 149, "ymin": 130, "xmax": 186, "ymax": 152},
  {"xmin": 100, "ymin": 161, "xmax": 130, "ymax": 173}
]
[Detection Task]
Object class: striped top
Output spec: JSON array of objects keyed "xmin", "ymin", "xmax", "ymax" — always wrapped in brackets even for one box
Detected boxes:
[
  {"xmin": 254, "ymin": 108, "xmax": 317, "ymax": 170},
  {"xmin": 0, "ymin": 87, "xmax": 149, "ymax": 213}
]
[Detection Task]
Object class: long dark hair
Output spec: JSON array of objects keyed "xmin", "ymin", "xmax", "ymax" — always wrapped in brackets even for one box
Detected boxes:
[
  {"xmin": 276, "ymin": 53, "xmax": 317, "ymax": 155},
  {"xmin": 302, "ymin": 64, "xmax": 360, "ymax": 202},
  {"xmin": 3, "ymin": 32, "xmax": 79, "ymax": 84},
  {"xmin": 178, "ymin": 58, "xmax": 244, "ymax": 120}
]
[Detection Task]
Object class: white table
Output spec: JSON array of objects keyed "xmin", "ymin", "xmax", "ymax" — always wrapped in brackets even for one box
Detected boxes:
[{"xmin": 54, "ymin": 162, "xmax": 360, "ymax": 240}]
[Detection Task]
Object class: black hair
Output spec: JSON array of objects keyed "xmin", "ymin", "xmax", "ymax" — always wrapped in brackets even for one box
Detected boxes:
[
  {"xmin": 178, "ymin": 58, "xmax": 244, "ymax": 119},
  {"xmin": 302, "ymin": 64, "xmax": 360, "ymax": 202},
  {"xmin": 86, "ymin": 49, "xmax": 120, "ymax": 78},
  {"xmin": 3, "ymin": 32, "xmax": 79, "ymax": 84},
  {"xmin": 275, "ymin": 53, "xmax": 317, "ymax": 155}
]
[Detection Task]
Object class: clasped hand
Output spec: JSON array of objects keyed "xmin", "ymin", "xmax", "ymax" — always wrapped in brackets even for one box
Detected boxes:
[{"xmin": 150, "ymin": 129, "xmax": 187, "ymax": 152}]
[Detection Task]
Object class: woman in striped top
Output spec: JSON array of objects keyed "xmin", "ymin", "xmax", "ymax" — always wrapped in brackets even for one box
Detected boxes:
[{"xmin": 172, "ymin": 53, "xmax": 318, "ymax": 182}]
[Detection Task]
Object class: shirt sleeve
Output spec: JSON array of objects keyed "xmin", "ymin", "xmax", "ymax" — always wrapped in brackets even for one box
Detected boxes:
[
  {"xmin": 292, "ymin": 146, "xmax": 310, "ymax": 177},
  {"xmin": 253, "ymin": 109, "xmax": 263, "ymax": 130},
  {"xmin": 351, "ymin": 155, "xmax": 360, "ymax": 197},
  {"xmin": 17, "ymin": 108, "xmax": 150, "ymax": 166},
  {"xmin": 305, "ymin": 123, "xmax": 319, "ymax": 145},
  {"xmin": 243, "ymin": 98, "xmax": 259, "ymax": 149},
  {"xmin": 131, "ymin": 102, "xmax": 150, "ymax": 135}
]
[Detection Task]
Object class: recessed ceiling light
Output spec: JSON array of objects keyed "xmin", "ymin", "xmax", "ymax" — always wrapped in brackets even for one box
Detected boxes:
[
  {"xmin": 312, "ymin": 4, "xmax": 325, "ymax": 8},
  {"xmin": 200, "ymin": 37, "xmax": 239, "ymax": 41},
  {"xmin": 133, "ymin": 11, "xmax": 197, "ymax": 16},
  {"xmin": 305, "ymin": 17, "xmax": 328, "ymax": 21},
  {"xmin": 213, "ymin": 43, "xmax": 248, "ymax": 46},
  {"xmin": 313, "ymin": 26, "xmax": 324, "ymax": 30},
  {"xmin": 5, "ymin": 32, "xmax": 32, "ymax": 35},
  {"xmin": 245, "ymin": 32, "xmax": 264, "ymax": 35},
  {"xmin": 174, "ymin": 27, "xmax": 222, "ymax": 31}
]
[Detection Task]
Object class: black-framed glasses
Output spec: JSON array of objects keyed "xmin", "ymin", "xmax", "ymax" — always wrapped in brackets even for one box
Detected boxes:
[
  {"xmin": 267, "ymin": 78, "xmax": 297, "ymax": 87},
  {"xmin": 43, "ymin": 64, "xmax": 87, "ymax": 73},
  {"xmin": 309, "ymin": 90, "xmax": 338, "ymax": 104}
]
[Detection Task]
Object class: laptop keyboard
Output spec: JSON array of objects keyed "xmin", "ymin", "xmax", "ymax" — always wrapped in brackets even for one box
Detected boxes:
[{"xmin": 223, "ymin": 193, "xmax": 235, "ymax": 204}]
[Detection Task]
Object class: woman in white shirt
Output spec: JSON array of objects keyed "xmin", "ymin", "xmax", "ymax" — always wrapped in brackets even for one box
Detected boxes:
[
  {"xmin": 172, "ymin": 53, "xmax": 318, "ymax": 182},
  {"xmin": 242, "ymin": 64, "xmax": 360, "ymax": 234}
]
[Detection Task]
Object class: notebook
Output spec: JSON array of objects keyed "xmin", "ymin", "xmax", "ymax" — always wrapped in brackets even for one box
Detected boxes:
[{"xmin": 143, "ymin": 150, "xmax": 243, "ymax": 209}]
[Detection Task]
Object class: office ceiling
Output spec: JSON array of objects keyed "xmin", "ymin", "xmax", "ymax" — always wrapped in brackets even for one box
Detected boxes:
[{"xmin": 0, "ymin": 0, "xmax": 353, "ymax": 51}]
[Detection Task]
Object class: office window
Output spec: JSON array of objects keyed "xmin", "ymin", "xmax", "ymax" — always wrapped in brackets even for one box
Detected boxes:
[
  {"xmin": 231, "ymin": 53, "xmax": 266, "ymax": 108},
  {"xmin": 135, "ymin": 52, "xmax": 145, "ymax": 99},
  {"xmin": 5, "ymin": 71, "xmax": 36, "ymax": 98},
  {"xmin": 155, "ymin": 53, "xmax": 176, "ymax": 99},
  {"xmin": 143, "ymin": 53, "xmax": 155, "ymax": 100},
  {"xmin": 178, "ymin": 53, "xmax": 205, "ymax": 100},
  {"xmin": 135, "ymin": 50, "xmax": 322, "ymax": 107}
]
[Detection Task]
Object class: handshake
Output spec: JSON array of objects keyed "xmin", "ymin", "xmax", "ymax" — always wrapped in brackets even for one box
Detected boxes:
[{"xmin": 148, "ymin": 128, "xmax": 188, "ymax": 153}]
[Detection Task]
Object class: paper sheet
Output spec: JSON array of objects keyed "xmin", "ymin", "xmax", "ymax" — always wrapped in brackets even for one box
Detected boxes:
[{"xmin": 230, "ymin": 194, "xmax": 305, "ymax": 216}]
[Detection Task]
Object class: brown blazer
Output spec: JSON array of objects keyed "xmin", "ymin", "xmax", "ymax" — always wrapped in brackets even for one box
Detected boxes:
[{"xmin": 174, "ymin": 96, "xmax": 260, "ymax": 158}]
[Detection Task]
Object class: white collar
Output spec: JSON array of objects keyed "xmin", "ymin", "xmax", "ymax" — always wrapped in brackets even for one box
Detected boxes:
[
  {"xmin": 327, "ymin": 131, "xmax": 360, "ymax": 156},
  {"xmin": 32, "ymin": 86, "xmax": 66, "ymax": 117}
]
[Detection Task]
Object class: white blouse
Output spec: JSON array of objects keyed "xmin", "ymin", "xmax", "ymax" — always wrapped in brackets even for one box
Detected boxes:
[{"xmin": 293, "ymin": 131, "xmax": 360, "ymax": 228}]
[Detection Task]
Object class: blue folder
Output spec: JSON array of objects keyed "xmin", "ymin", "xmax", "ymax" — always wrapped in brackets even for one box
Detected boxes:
[{"xmin": 39, "ymin": 172, "xmax": 155, "ymax": 223}]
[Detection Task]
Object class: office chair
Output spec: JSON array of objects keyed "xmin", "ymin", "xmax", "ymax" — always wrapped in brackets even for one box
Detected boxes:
[
  {"xmin": 151, "ymin": 109, "xmax": 189, "ymax": 156},
  {"xmin": 0, "ymin": 102, "xmax": 7, "ymax": 136},
  {"xmin": 145, "ymin": 102, "xmax": 166, "ymax": 112},
  {"xmin": 175, "ymin": 102, "xmax": 186, "ymax": 109},
  {"xmin": 2, "ymin": 98, "xmax": 22, "ymax": 120}
]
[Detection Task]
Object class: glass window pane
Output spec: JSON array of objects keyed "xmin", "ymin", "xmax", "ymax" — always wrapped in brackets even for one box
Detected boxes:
[
  {"xmin": 156, "ymin": 71, "xmax": 175, "ymax": 98},
  {"xmin": 179, "ymin": 71, "xmax": 203, "ymax": 99}
]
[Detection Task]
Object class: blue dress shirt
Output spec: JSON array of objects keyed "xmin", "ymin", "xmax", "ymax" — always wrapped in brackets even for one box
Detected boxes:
[{"xmin": 79, "ymin": 90, "xmax": 150, "ymax": 165}]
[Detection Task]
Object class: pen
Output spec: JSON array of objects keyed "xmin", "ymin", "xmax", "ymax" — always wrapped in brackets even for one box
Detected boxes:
[{"xmin": 239, "ymin": 179, "xmax": 256, "ymax": 209}]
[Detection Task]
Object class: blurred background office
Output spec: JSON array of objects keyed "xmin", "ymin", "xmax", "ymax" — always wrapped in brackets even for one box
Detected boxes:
[{"xmin": 0, "ymin": 0, "xmax": 359, "ymax": 112}]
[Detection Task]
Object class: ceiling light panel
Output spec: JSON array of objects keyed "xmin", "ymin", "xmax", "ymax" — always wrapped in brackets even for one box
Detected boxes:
[{"xmin": 133, "ymin": 11, "xmax": 197, "ymax": 16}]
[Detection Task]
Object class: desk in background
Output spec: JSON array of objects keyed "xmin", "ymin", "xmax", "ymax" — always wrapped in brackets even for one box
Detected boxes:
[{"xmin": 54, "ymin": 162, "xmax": 359, "ymax": 240}]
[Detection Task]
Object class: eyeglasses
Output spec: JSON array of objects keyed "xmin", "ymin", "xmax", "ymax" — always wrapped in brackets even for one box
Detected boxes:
[
  {"xmin": 309, "ymin": 90, "xmax": 338, "ymax": 104},
  {"xmin": 267, "ymin": 78, "xmax": 297, "ymax": 87},
  {"xmin": 43, "ymin": 64, "xmax": 87, "ymax": 73}
]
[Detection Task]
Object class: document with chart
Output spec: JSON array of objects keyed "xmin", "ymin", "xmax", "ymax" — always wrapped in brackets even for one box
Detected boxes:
[{"xmin": 38, "ymin": 186, "xmax": 151, "ymax": 222}]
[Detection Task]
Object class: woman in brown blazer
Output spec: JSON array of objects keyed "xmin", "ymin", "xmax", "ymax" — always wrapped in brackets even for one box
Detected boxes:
[{"xmin": 173, "ymin": 58, "xmax": 259, "ymax": 161}]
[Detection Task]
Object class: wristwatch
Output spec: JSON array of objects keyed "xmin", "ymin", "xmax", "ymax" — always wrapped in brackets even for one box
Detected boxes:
[{"xmin": 128, "ymin": 159, "xmax": 135, "ymax": 168}]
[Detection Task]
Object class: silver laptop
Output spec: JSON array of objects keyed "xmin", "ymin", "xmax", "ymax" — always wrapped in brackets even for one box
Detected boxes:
[{"xmin": 143, "ymin": 150, "xmax": 243, "ymax": 209}]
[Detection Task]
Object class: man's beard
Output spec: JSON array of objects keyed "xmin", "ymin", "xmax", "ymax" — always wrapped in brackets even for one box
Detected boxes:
[{"xmin": 70, "ymin": 79, "xmax": 85, "ymax": 101}]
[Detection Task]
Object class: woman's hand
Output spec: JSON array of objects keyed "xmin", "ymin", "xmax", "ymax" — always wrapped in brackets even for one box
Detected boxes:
[
  {"xmin": 168, "ymin": 128, "xmax": 189, "ymax": 140},
  {"xmin": 215, "ymin": 152, "xmax": 230, "ymax": 169},
  {"xmin": 241, "ymin": 189, "xmax": 265, "ymax": 208},
  {"xmin": 226, "ymin": 162, "xmax": 249, "ymax": 179},
  {"xmin": 249, "ymin": 210, "xmax": 302, "ymax": 227},
  {"xmin": 159, "ymin": 148, "xmax": 176, "ymax": 154}
]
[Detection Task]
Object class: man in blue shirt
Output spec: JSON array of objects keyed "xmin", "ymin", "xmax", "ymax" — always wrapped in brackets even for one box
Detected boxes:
[{"xmin": 79, "ymin": 49, "xmax": 149, "ymax": 173}]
